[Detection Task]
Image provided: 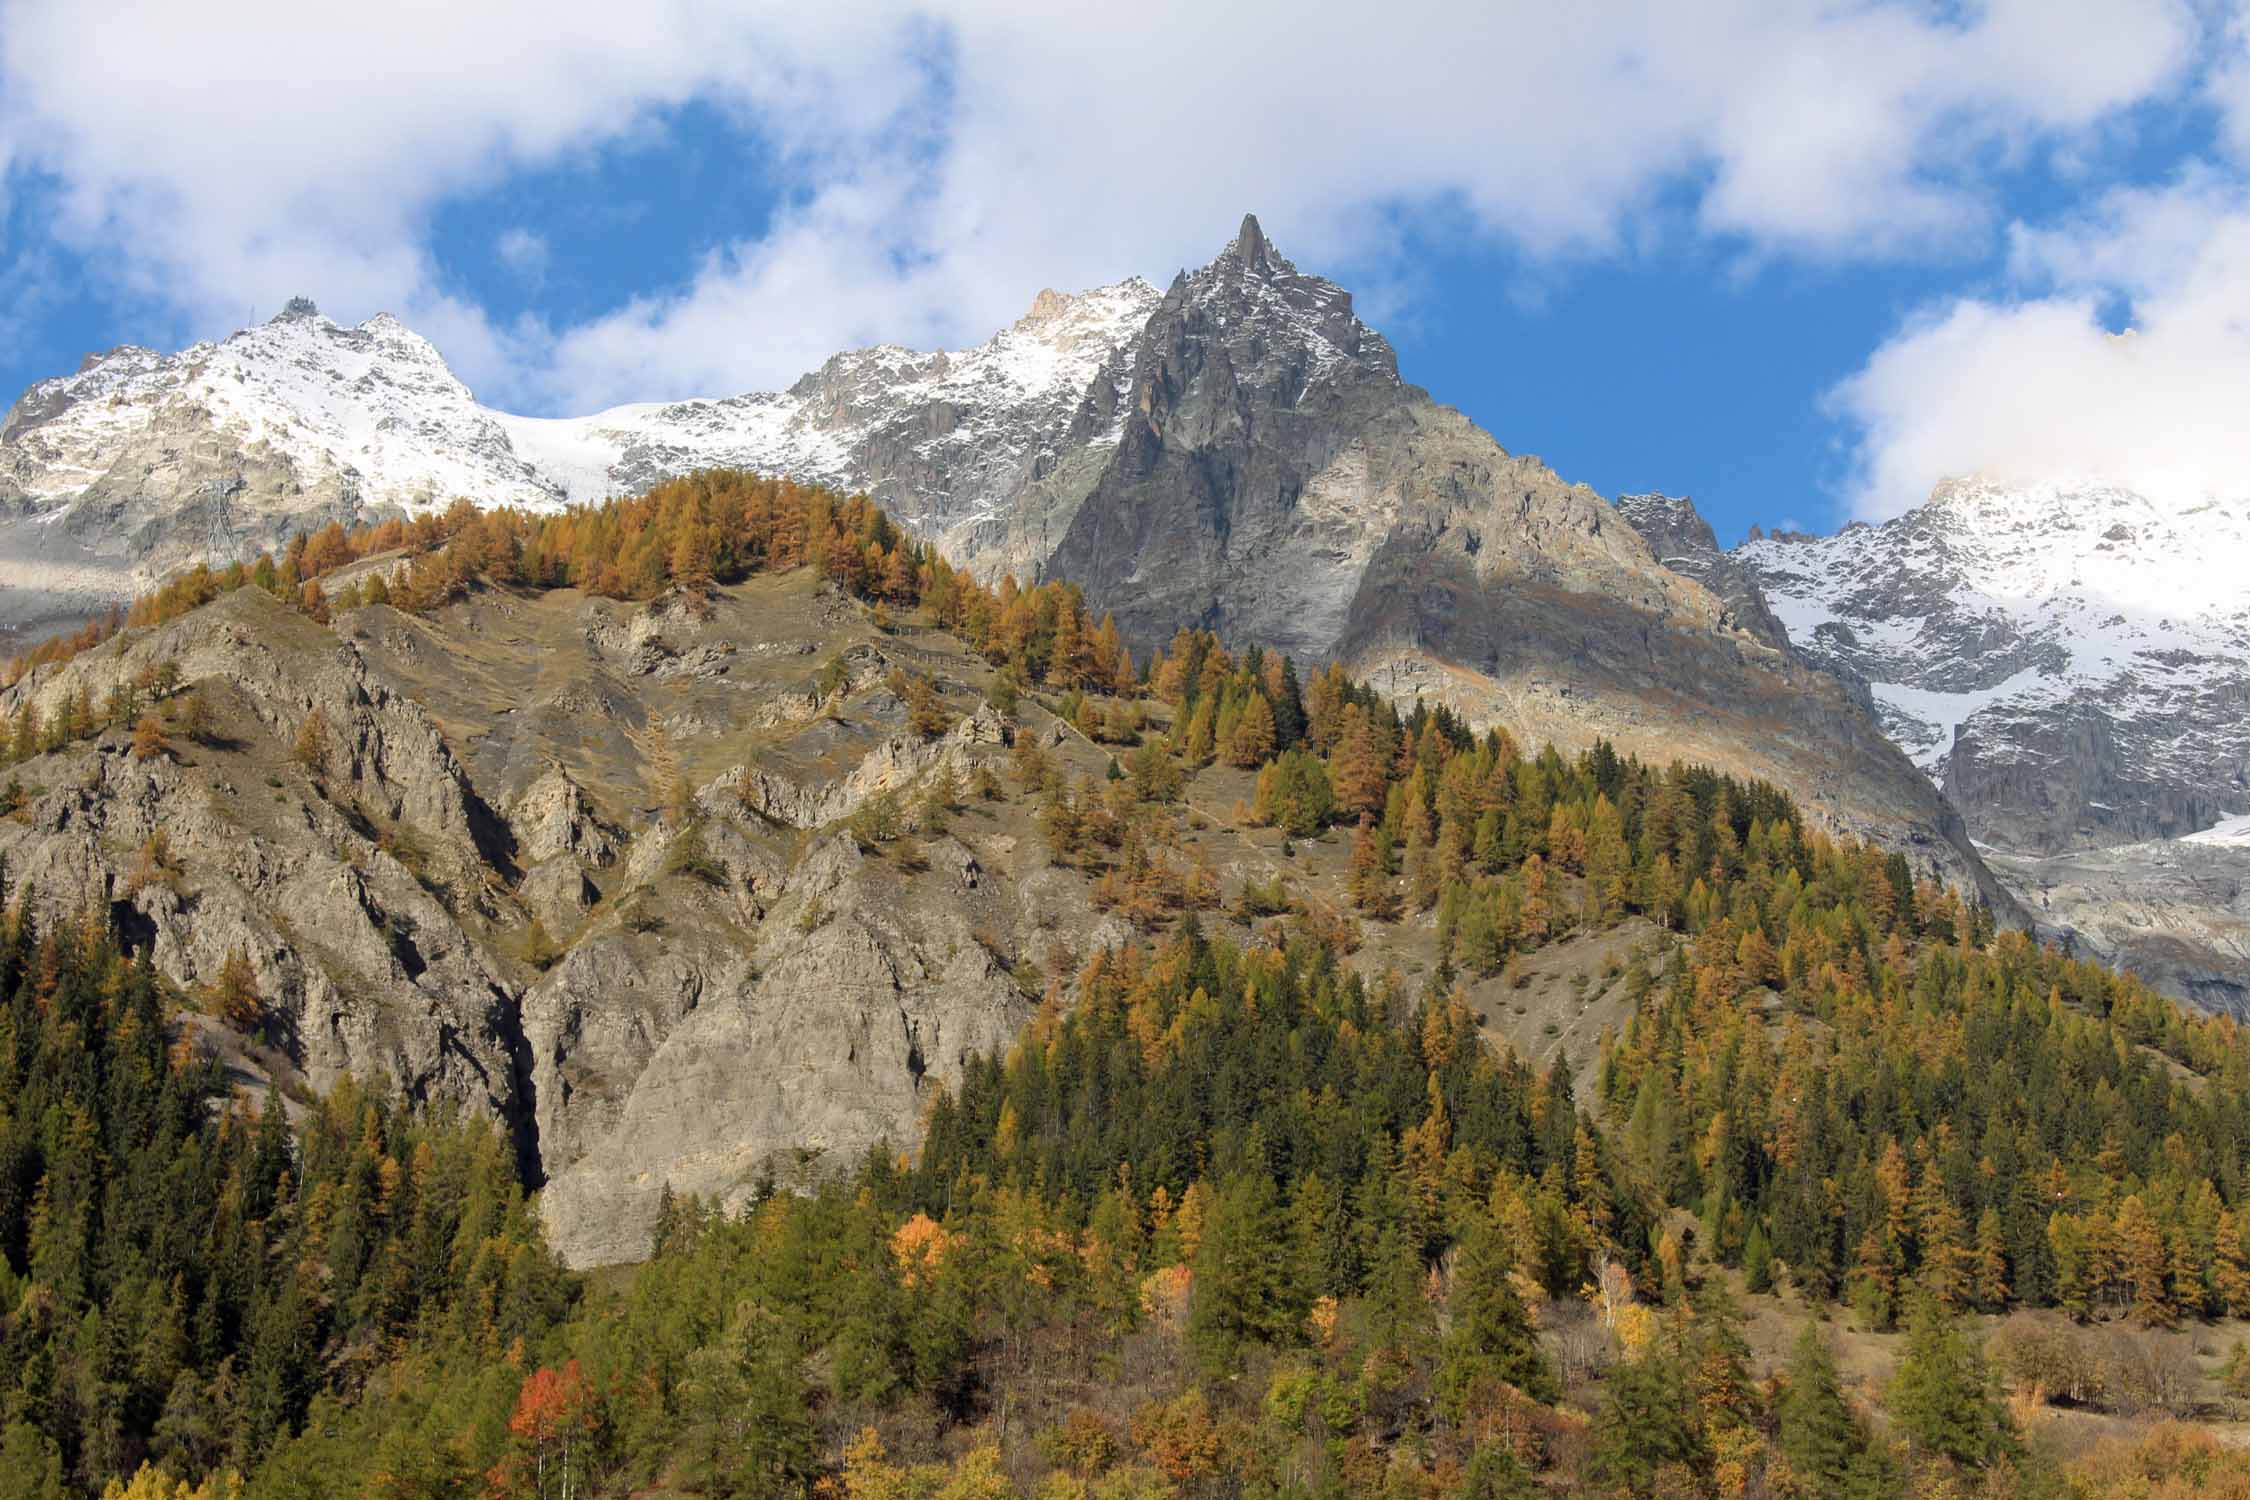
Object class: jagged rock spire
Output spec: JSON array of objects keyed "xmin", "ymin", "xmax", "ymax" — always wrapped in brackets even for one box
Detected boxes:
[{"xmin": 1225, "ymin": 213, "xmax": 1275, "ymax": 274}]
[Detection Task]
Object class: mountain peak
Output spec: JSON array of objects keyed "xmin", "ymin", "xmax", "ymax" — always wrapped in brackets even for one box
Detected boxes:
[
  {"xmin": 1223, "ymin": 212, "xmax": 1277, "ymax": 274},
  {"xmin": 273, "ymin": 295, "xmax": 322, "ymax": 323}
]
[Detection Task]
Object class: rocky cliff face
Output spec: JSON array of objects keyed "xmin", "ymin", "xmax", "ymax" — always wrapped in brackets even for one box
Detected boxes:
[
  {"xmin": 13, "ymin": 567, "xmax": 1568, "ymax": 1266},
  {"xmin": 1983, "ymin": 834, "xmax": 2250, "ymax": 1018},
  {"xmin": 1039, "ymin": 224, "xmax": 2003, "ymax": 904}
]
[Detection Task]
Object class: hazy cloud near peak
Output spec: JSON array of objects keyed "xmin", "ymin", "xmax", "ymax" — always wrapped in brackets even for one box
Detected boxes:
[
  {"xmin": 1831, "ymin": 171, "xmax": 2250, "ymax": 521},
  {"xmin": 0, "ymin": 0, "xmax": 2235, "ymax": 510}
]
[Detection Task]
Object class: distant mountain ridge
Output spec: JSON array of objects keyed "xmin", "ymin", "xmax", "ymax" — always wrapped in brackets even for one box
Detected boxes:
[
  {"xmin": 0, "ymin": 281, "xmax": 1165, "ymax": 636},
  {"xmin": 1623, "ymin": 483, "xmax": 2250, "ymax": 1013},
  {"xmin": 1735, "ymin": 477, "xmax": 2250, "ymax": 854}
]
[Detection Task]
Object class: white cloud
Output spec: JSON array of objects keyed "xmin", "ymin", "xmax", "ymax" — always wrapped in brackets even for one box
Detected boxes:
[
  {"xmin": 0, "ymin": 0, "xmax": 2219, "ymax": 413},
  {"xmin": 494, "ymin": 228, "xmax": 550, "ymax": 280},
  {"xmin": 1831, "ymin": 170, "xmax": 2250, "ymax": 519},
  {"xmin": 0, "ymin": 0, "xmax": 933, "ymax": 399}
]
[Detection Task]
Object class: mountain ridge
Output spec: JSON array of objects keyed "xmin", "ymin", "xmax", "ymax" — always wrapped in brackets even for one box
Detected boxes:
[{"xmin": 0, "ymin": 217, "xmax": 2013, "ymax": 920}]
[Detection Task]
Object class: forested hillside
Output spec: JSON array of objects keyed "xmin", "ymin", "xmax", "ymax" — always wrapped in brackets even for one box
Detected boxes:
[{"xmin": 4, "ymin": 475, "xmax": 2250, "ymax": 1499}]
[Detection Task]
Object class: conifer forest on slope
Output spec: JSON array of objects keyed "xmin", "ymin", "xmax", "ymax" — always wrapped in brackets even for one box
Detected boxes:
[{"xmin": 4, "ymin": 472, "xmax": 2250, "ymax": 1500}]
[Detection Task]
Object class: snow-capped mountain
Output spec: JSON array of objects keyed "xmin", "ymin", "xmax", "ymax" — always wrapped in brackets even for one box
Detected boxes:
[
  {"xmin": 4, "ymin": 297, "xmax": 562, "ymax": 512},
  {"xmin": 1671, "ymin": 477, "xmax": 2250, "ymax": 1014},
  {"xmin": 0, "ymin": 281, "xmax": 1161, "ymax": 638},
  {"xmin": 498, "ymin": 276, "xmax": 1161, "ymax": 563},
  {"xmin": 1738, "ymin": 477, "xmax": 2250, "ymax": 856}
]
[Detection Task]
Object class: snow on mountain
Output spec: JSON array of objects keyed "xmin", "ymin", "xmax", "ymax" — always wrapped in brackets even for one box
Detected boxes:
[
  {"xmin": 497, "ymin": 276, "xmax": 1161, "ymax": 531},
  {"xmin": 1706, "ymin": 475, "xmax": 2250, "ymax": 1009},
  {"xmin": 1738, "ymin": 476, "xmax": 2250, "ymax": 853},
  {"xmin": 2187, "ymin": 814, "xmax": 2250, "ymax": 849},
  {"xmin": 4, "ymin": 298, "xmax": 564, "ymax": 516},
  {"xmin": 0, "ymin": 281, "xmax": 1162, "ymax": 632}
]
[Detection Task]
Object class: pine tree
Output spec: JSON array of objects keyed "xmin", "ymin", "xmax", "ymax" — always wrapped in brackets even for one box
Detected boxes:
[
  {"xmin": 1329, "ymin": 709, "xmax": 1389, "ymax": 820},
  {"xmin": 1886, "ymin": 1297, "xmax": 2016, "ymax": 1468},
  {"xmin": 668, "ymin": 522, "xmax": 715, "ymax": 594},
  {"xmin": 1457, "ymin": 1444, "xmax": 1537, "ymax": 1500},
  {"xmin": 1402, "ymin": 816, "xmax": 1437, "ymax": 912},
  {"xmin": 1188, "ymin": 1170, "xmax": 1304, "ymax": 1374},
  {"xmin": 1742, "ymin": 1219, "xmax": 1775, "ymax": 1294},
  {"xmin": 1916, "ymin": 1184, "xmax": 1972, "ymax": 1308},
  {"xmin": 1180, "ymin": 698, "xmax": 1216, "ymax": 765},
  {"xmin": 2049, "ymin": 1212, "xmax": 2093, "ymax": 1322},
  {"xmin": 293, "ymin": 712, "xmax": 330, "ymax": 773},
  {"xmin": 1971, "ymin": 1206, "xmax": 2010, "ymax": 1310},
  {"xmin": 1589, "ymin": 1338, "xmax": 1702, "ymax": 1496},
  {"xmin": 1775, "ymin": 1325, "xmax": 1874, "ymax": 1496},
  {"xmin": 903, "ymin": 674, "xmax": 952, "ymax": 738},
  {"xmin": 2215, "ymin": 1210, "xmax": 2250, "ymax": 1317},
  {"xmin": 212, "ymin": 948, "xmax": 263, "ymax": 1033},
  {"xmin": 2222, "ymin": 1340, "xmax": 2250, "ymax": 1418},
  {"xmin": 1350, "ymin": 815, "xmax": 1398, "ymax": 920},
  {"xmin": 1437, "ymin": 1212, "xmax": 1557, "ymax": 1415},
  {"xmin": 1271, "ymin": 655, "xmax": 1307, "ymax": 749},
  {"xmin": 1224, "ymin": 692, "xmax": 1275, "ymax": 769},
  {"xmin": 177, "ymin": 684, "xmax": 214, "ymax": 746},
  {"xmin": 1363, "ymin": 1220, "xmax": 1435, "ymax": 1363},
  {"xmin": 0, "ymin": 1423, "xmax": 62, "ymax": 1500},
  {"xmin": 2169, "ymin": 1222, "xmax": 2209, "ymax": 1321}
]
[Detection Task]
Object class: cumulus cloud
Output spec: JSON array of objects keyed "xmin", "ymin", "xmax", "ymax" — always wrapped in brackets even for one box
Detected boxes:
[
  {"xmin": 0, "ymin": 0, "xmax": 931, "ymax": 398},
  {"xmin": 545, "ymin": 0, "xmax": 2205, "ymax": 406},
  {"xmin": 1831, "ymin": 170, "xmax": 2250, "ymax": 520},
  {"xmin": 0, "ymin": 0, "xmax": 2218, "ymax": 412}
]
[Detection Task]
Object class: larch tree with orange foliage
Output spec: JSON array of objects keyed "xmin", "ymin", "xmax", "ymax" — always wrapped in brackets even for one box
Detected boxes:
[{"xmin": 493, "ymin": 1359, "xmax": 599, "ymax": 1500}]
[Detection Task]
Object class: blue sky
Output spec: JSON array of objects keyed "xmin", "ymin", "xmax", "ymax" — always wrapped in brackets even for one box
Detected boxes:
[{"xmin": 3, "ymin": 2, "xmax": 2247, "ymax": 544}]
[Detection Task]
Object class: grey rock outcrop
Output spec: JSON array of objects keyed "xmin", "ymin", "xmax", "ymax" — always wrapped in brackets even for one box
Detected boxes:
[
  {"xmin": 0, "ymin": 589, "xmax": 531, "ymax": 1148},
  {"xmin": 1610, "ymin": 494, "xmax": 1792, "ymax": 652},
  {"xmin": 511, "ymin": 764, "xmax": 621, "ymax": 867},
  {"xmin": 1983, "ymin": 838, "xmax": 2250, "ymax": 1017},
  {"xmin": 0, "ymin": 574, "xmax": 1199, "ymax": 1265}
]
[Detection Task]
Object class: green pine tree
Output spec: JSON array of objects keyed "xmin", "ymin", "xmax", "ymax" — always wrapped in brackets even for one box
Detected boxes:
[
  {"xmin": 1887, "ymin": 1296, "xmax": 2017, "ymax": 1469},
  {"xmin": 1189, "ymin": 1170, "xmax": 1305, "ymax": 1374},
  {"xmin": 1743, "ymin": 1219, "xmax": 1776, "ymax": 1294},
  {"xmin": 1776, "ymin": 1325, "xmax": 1862, "ymax": 1489},
  {"xmin": 1437, "ymin": 1212, "xmax": 1558, "ymax": 1414},
  {"xmin": 1588, "ymin": 1339, "xmax": 1702, "ymax": 1498}
]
